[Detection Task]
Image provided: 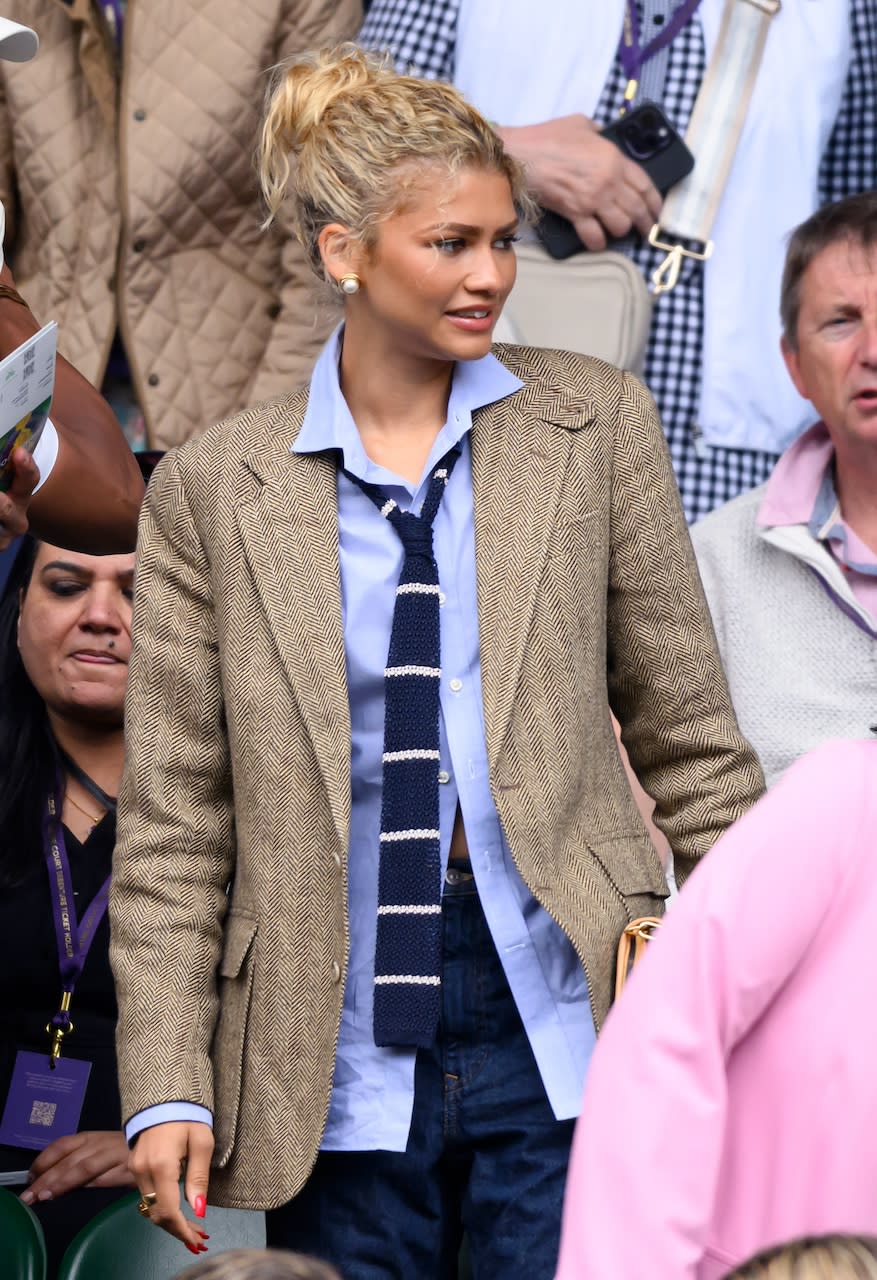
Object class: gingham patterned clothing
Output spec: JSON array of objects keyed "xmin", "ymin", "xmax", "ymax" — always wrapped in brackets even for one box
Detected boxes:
[{"xmin": 359, "ymin": 0, "xmax": 877, "ymax": 523}]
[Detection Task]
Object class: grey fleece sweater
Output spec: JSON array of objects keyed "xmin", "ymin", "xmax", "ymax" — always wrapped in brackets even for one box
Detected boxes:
[{"xmin": 691, "ymin": 484, "xmax": 877, "ymax": 787}]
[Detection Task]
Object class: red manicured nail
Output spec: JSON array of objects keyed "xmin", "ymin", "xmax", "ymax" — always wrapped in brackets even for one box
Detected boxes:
[
  {"xmin": 186, "ymin": 1244, "xmax": 200, "ymax": 1255},
  {"xmin": 194, "ymin": 1194, "xmax": 206, "ymax": 1219},
  {"xmin": 197, "ymin": 1231, "xmax": 210, "ymax": 1241}
]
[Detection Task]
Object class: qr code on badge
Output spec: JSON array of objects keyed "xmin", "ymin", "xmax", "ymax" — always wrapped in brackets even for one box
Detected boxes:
[{"xmin": 29, "ymin": 1100, "xmax": 56, "ymax": 1127}]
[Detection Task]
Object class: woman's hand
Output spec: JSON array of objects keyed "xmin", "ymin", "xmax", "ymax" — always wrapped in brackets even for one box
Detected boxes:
[
  {"xmin": 0, "ymin": 446, "xmax": 40, "ymax": 550},
  {"xmin": 20, "ymin": 1130, "xmax": 136, "ymax": 1204},
  {"xmin": 130, "ymin": 1121, "xmax": 214, "ymax": 1254}
]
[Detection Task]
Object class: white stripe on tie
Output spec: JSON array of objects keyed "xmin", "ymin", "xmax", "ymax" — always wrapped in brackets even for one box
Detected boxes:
[
  {"xmin": 374, "ymin": 975, "xmax": 442, "ymax": 985},
  {"xmin": 380, "ymin": 828, "xmax": 441, "ymax": 842},
  {"xmin": 377, "ymin": 904, "xmax": 443, "ymax": 915},
  {"xmin": 385, "ymin": 665, "xmax": 441, "ymax": 678},
  {"xmin": 382, "ymin": 749, "xmax": 441, "ymax": 763}
]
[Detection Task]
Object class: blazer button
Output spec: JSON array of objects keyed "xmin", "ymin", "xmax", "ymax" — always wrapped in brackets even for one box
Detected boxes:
[{"xmin": 331, "ymin": 961, "xmax": 341, "ymax": 984}]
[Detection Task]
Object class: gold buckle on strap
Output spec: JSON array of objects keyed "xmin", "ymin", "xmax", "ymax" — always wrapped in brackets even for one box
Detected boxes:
[{"xmin": 648, "ymin": 224, "xmax": 714, "ymax": 296}]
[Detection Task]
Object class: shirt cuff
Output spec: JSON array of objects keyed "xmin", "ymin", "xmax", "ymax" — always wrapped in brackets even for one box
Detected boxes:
[{"xmin": 125, "ymin": 1102, "xmax": 213, "ymax": 1145}]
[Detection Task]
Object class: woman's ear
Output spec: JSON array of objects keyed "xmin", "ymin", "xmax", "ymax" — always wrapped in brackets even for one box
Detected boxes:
[{"xmin": 318, "ymin": 223, "xmax": 364, "ymax": 290}]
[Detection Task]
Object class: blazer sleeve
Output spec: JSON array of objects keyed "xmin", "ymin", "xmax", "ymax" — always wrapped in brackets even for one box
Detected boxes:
[
  {"xmin": 605, "ymin": 372, "xmax": 765, "ymax": 881},
  {"xmin": 246, "ymin": 0, "xmax": 362, "ymax": 403},
  {"xmin": 555, "ymin": 741, "xmax": 865, "ymax": 1280},
  {"xmin": 110, "ymin": 449, "xmax": 235, "ymax": 1124}
]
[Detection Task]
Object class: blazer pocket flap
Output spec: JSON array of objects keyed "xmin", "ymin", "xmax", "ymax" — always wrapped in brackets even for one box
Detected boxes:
[
  {"xmin": 588, "ymin": 835, "xmax": 670, "ymax": 899},
  {"xmin": 219, "ymin": 914, "xmax": 258, "ymax": 979}
]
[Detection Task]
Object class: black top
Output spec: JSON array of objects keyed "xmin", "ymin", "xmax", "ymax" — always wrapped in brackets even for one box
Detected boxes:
[{"xmin": 0, "ymin": 813, "xmax": 119, "ymax": 1171}]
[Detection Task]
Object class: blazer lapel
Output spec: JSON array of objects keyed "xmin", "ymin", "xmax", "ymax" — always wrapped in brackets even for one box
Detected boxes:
[
  {"xmin": 235, "ymin": 412, "xmax": 350, "ymax": 849},
  {"xmin": 472, "ymin": 381, "xmax": 594, "ymax": 769}
]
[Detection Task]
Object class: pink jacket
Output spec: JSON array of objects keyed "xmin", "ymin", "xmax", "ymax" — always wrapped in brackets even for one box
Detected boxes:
[{"xmin": 556, "ymin": 739, "xmax": 877, "ymax": 1279}]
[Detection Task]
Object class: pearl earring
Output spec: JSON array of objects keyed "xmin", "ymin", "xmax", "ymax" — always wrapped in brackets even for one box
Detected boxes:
[{"xmin": 339, "ymin": 273, "xmax": 361, "ymax": 296}]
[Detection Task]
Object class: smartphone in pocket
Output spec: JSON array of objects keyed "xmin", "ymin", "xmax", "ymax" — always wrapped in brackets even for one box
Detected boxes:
[{"xmin": 536, "ymin": 101, "xmax": 695, "ymax": 261}]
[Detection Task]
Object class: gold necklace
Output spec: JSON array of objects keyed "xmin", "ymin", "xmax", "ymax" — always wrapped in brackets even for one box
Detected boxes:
[{"xmin": 65, "ymin": 791, "xmax": 105, "ymax": 827}]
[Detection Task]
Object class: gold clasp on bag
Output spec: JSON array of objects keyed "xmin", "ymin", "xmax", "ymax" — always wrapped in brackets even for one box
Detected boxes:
[
  {"xmin": 648, "ymin": 225, "xmax": 714, "ymax": 296},
  {"xmin": 614, "ymin": 916, "xmax": 662, "ymax": 1001}
]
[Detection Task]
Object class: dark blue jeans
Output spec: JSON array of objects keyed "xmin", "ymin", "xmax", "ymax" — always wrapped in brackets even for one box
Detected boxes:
[{"xmin": 266, "ymin": 876, "xmax": 576, "ymax": 1279}]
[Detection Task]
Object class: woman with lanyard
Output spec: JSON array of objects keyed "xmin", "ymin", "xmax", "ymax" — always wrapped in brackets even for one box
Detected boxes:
[
  {"xmin": 0, "ymin": 532, "xmax": 136, "ymax": 1273},
  {"xmin": 111, "ymin": 45, "xmax": 762, "ymax": 1278}
]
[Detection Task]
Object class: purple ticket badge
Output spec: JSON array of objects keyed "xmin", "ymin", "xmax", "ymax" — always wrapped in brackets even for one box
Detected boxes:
[{"xmin": 0, "ymin": 1051, "xmax": 91, "ymax": 1151}]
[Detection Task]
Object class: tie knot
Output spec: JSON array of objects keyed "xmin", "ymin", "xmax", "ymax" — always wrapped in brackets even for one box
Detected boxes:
[{"xmin": 392, "ymin": 510, "xmax": 434, "ymax": 559}]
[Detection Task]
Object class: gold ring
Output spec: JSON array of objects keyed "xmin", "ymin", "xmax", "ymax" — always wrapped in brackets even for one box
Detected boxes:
[{"xmin": 137, "ymin": 1192, "xmax": 158, "ymax": 1217}]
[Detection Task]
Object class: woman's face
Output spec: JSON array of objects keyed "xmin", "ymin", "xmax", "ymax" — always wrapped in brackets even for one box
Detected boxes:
[
  {"xmin": 353, "ymin": 164, "xmax": 519, "ymax": 363},
  {"xmin": 17, "ymin": 542, "xmax": 135, "ymax": 727}
]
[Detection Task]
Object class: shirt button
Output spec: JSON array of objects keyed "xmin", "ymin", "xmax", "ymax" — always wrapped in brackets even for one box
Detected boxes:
[
  {"xmin": 438, "ymin": 770, "xmax": 450, "ymax": 784},
  {"xmin": 133, "ymin": 108, "xmax": 147, "ymax": 122},
  {"xmin": 147, "ymin": 372, "xmax": 160, "ymax": 387},
  {"xmin": 449, "ymin": 678, "xmax": 462, "ymax": 692},
  {"xmin": 132, "ymin": 238, "xmax": 147, "ymax": 253},
  {"xmin": 331, "ymin": 961, "xmax": 341, "ymax": 984}
]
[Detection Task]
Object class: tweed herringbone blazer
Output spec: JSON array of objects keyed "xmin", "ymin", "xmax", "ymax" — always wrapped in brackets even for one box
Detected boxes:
[{"xmin": 110, "ymin": 344, "xmax": 764, "ymax": 1209}]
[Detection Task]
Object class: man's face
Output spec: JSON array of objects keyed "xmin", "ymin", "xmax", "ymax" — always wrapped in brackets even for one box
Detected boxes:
[{"xmin": 782, "ymin": 239, "xmax": 877, "ymax": 459}]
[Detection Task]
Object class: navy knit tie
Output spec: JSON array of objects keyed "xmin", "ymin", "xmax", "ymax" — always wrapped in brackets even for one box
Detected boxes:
[{"xmin": 345, "ymin": 446, "xmax": 461, "ymax": 1048}]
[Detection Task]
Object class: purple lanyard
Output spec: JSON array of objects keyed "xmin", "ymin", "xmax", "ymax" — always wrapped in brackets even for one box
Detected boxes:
[
  {"xmin": 102, "ymin": 0, "xmax": 125, "ymax": 51},
  {"xmin": 618, "ymin": 0, "xmax": 704, "ymax": 109},
  {"xmin": 43, "ymin": 773, "xmax": 112, "ymax": 1065}
]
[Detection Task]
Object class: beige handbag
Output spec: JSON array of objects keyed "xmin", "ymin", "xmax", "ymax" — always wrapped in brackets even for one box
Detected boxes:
[{"xmin": 492, "ymin": 241, "xmax": 652, "ymax": 373}]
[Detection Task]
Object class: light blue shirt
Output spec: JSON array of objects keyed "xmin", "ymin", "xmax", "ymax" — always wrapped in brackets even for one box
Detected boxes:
[{"xmin": 127, "ymin": 329, "xmax": 595, "ymax": 1147}]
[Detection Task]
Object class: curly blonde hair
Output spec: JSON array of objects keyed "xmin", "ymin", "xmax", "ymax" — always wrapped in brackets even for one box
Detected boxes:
[
  {"xmin": 725, "ymin": 1235, "xmax": 877, "ymax": 1280},
  {"xmin": 259, "ymin": 43, "xmax": 534, "ymax": 277}
]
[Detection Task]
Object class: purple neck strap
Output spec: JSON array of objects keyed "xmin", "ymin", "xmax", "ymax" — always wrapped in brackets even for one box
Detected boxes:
[
  {"xmin": 618, "ymin": 0, "xmax": 704, "ymax": 84},
  {"xmin": 43, "ymin": 772, "xmax": 112, "ymax": 1058}
]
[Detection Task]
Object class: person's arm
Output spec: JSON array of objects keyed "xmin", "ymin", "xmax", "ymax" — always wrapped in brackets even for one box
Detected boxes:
[
  {"xmin": 0, "ymin": 267, "xmax": 143, "ymax": 552},
  {"xmin": 20, "ymin": 1132, "xmax": 135, "ymax": 1205},
  {"xmin": 606, "ymin": 373, "xmax": 764, "ymax": 881},
  {"xmin": 555, "ymin": 742, "xmax": 864, "ymax": 1279},
  {"xmin": 246, "ymin": 0, "xmax": 363, "ymax": 404},
  {"xmin": 109, "ymin": 448, "xmax": 232, "ymax": 1250}
]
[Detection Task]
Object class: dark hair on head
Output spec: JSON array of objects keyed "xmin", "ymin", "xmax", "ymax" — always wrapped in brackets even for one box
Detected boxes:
[
  {"xmin": 0, "ymin": 536, "xmax": 55, "ymax": 887},
  {"xmin": 725, "ymin": 1232, "xmax": 877, "ymax": 1279},
  {"xmin": 781, "ymin": 191, "xmax": 877, "ymax": 349}
]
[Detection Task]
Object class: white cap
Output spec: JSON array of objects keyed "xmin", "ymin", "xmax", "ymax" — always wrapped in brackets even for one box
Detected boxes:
[{"xmin": 0, "ymin": 17, "xmax": 38, "ymax": 62}]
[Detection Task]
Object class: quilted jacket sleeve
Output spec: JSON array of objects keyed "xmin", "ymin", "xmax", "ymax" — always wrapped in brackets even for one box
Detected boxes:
[
  {"xmin": 110, "ymin": 449, "xmax": 235, "ymax": 1121},
  {"xmin": 606, "ymin": 373, "xmax": 765, "ymax": 882},
  {"xmin": 247, "ymin": 0, "xmax": 362, "ymax": 402}
]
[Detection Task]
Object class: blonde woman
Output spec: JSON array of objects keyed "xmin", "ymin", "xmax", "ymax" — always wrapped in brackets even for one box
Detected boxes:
[
  {"xmin": 110, "ymin": 46, "xmax": 763, "ymax": 1277},
  {"xmin": 726, "ymin": 1235, "xmax": 877, "ymax": 1280},
  {"xmin": 174, "ymin": 1248, "xmax": 340, "ymax": 1280}
]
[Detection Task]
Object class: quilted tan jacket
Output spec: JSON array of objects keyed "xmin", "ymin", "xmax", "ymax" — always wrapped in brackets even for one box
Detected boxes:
[
  {"xmin": 111, "ymin": 344, "xmax": 765, "ymax": 1208},
  {"xmin": 0, "ymin": 0, "xmax": 360, "ymax": 448}
]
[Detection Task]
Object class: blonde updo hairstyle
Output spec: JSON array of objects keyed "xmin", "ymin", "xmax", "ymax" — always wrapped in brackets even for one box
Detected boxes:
[{"xmin": 259, "ymin": 44, "xmax": 535, "ymax": 281}]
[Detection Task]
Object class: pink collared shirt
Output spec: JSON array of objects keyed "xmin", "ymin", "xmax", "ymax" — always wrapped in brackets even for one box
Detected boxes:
[{"xmin": 757, "ymin": 421, "xmax": 877, "ymax": 620}]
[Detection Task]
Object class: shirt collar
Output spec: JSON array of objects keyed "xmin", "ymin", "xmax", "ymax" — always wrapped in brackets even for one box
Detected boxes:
[
  {"xmin": 757, "ymin": 419, "xmax": 877, "ymax": 577},
  {"xmin": 756, "ymin": 420, "xmax": 834, "ymax": 529},
  {"xmin": 293, "ymin": 326, "xmax": 523, "ymax": 486}
]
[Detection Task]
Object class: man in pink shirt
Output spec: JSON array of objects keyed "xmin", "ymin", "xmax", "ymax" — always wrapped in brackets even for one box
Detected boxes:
[{"xmin": 690, "ymin": 191, "xmax": 877, "ymax": 786}]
